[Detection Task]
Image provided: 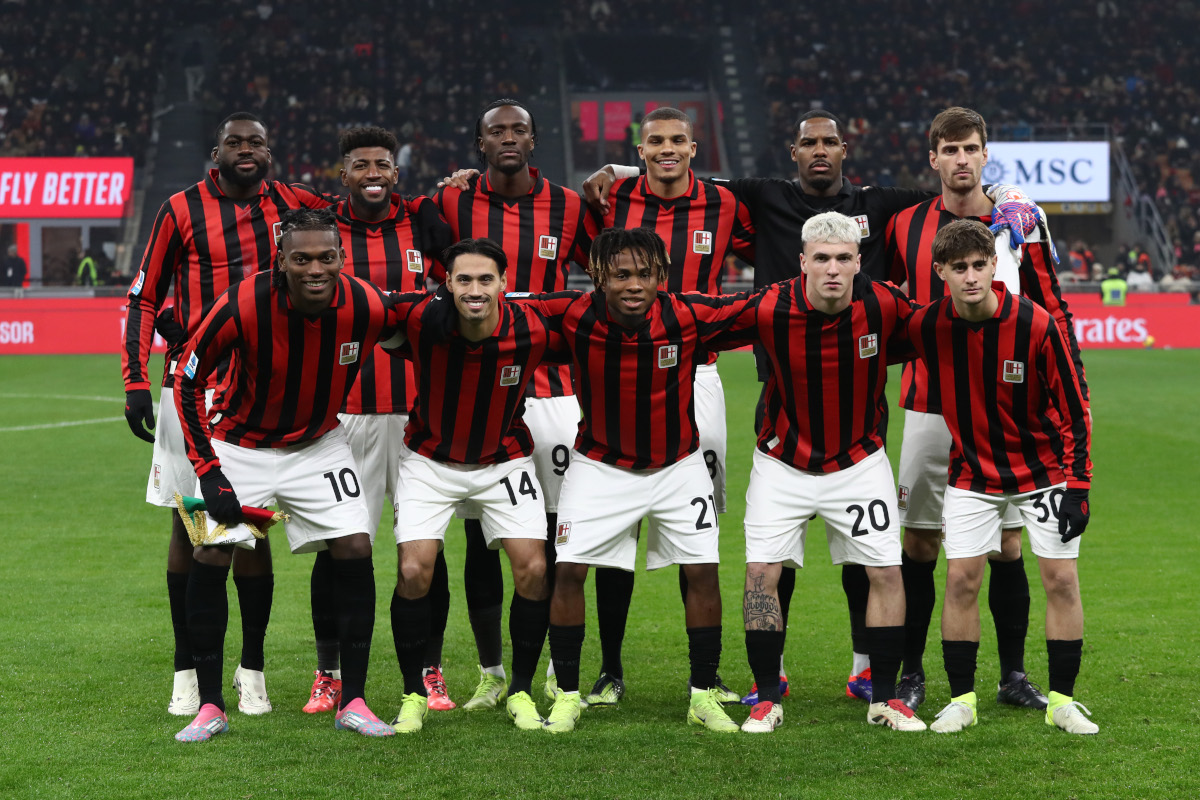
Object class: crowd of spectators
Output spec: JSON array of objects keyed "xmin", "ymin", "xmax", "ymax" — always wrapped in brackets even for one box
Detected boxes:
[
  {"xmin": 0, "ymin": 0, "xmax": 164, "ymax": 165},
  {"xmin": 752, "ymin": 0, "xmax": 1198, "ymax": 280}
]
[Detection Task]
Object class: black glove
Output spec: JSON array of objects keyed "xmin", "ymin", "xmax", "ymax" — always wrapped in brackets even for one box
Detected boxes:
[
  {"xmin": 155, "ymin": 305, "xmax": 187, "ymax": 348},
  {"xmin": 124, "ymin": 388, "xmax": 156, "ymax": 443},
  {"xmin": 1058, "ymin": 488, "xmax": 1090, "ymax": 543},
  {"xmin": 200, "ymin": 469, "xmax": 244, "ymax": 526}
]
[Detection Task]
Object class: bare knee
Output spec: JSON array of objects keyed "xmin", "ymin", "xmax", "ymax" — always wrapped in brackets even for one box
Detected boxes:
[
  {"xmin": 993, "ymin": 527, "xmax": 1024, "ymax": 562},
  {"xmin": 903, "ymin": 528, "xmax": 940, "ymax": 562},
  {"xmin": 1040, "ymin": 561, "xmax": 1080, "ymax": 604},
  {"xmin": 944, "ymin": 561, "xmax": 984, "ymax": 606},
  {"xmin": 326, "ymin": 533, "xmax": 372, "ymax": 561},
  {"xmin": 866, "ymin": 564, "xmax": 903, "ymax": 595},
  {"xmin": 398, "ymin": 553, "xmax": 434, "ymax": 599},
  {"xmin": 683, "ymin": 563, "xmax": 720, "ymax": 595}
]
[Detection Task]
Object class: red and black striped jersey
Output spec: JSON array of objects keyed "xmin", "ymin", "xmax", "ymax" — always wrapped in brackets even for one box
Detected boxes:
[
  {"xmin": 433, "ymin": 168, "xmax": 595, "ymax": 399},
  {"xmin": 123, "ymin": 169, "xmax": 336, "ymax": 391},
  {"xmin": 516, "ymin": 290, "xmax": 754, "ymax": 470},
  {"xmin": 885, "ymin": 196, "xmax": 1087, "ymax": 413},
  {"xmin": 174, "ymin": 271, "xmax": 396, "ymax": 477},
  {"xmin": 906, "ymin": 285, "xmax": 1092, "ymax": 494},
  {"xmin": 714, "ymin": 273, "xmax": 918, "ymax": 473},
  {"xmin": 603, "ymin": 172, "xmax": 755, "ymax": 294},
  {"xmin": 336, "ymin": 194, "xmax": 454, "ymax": 415},
  {"xmin": 390, "ymin": 291, "xmax": 568, "ymax": 465}
]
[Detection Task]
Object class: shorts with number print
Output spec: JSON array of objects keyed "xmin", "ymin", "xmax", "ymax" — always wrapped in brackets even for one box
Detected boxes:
[
  {"xmin": 338, "ymin": 411, "xmax": 408, "ymax": 536},
  {"xmin": 897, "ymin": 409, "xmax": 1022, "ymax": 529},
  {"xmin": 941, "ymin": 483, "xmax": 1080, "ymax": 560},
  {"xmin": 555, "ymin": 449, "xmax": 719, "ymax": 571},
  {"xmin": 145, "ymin": 382, "xmax": 213, "ymax": 508},
  {"xmin": 522, "ymin": 395, "xmax": 580, "ymax": 513},
  {"xmin": 394, "ymin": 445, "xmax": 546, "ymax": 547},
  {"xmin": 743, "ymin": 447, "xmax": 901, "ymax": 568},
  {"xmin": 694, "ymin": 363, "xmax": 728, "ymax": 513},
  {"xmin": 200, "ymin": 426, "xmax": 372, "ymax": 554}
]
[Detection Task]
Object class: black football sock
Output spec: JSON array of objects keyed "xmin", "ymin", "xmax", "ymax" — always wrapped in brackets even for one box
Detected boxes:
[
  {"xmin": 942, "ymin": 639, "xmax": 979, "ymax": 699},
  {"xmin": 548, "ymin": 624, "xmax": 585, "ymax": 693},
  {"xmin": 167, "ymin": 571, "xmax": 192, "ymax": 672},
  {"xmin": 310, "ymin": 550, "xmax": 339, "ymax": 673},
  {"xmin": 901, "ymin": 552, "xmax": 937, "ymax": 675},
  {"xmin": 687, "ymin": 626, "xmax": 722, "ymax": 691},
  {"xmin": 778, "ymin": 566, "xmax": 796, "ymax": 632},
  {"xmin": 842, "ymin": 564, "xmax": 870, "ymax": 660},
  {"xmin": 544, "ymin": 512, "xmax": 559, "ymax": 593},
  {"xmin": 331, "ymin": 555, "xmax": 374, "ymax": 707},
  {"xmin": 866, "ymin": 625, "xmax": 905, "ymax": 704},
  {"xmin": 187, "ymin": 560, "xmax": 230, "ymax": 712},
  {"xmin": 745, "ymin": 629, "xmax": 785, "ymax": 704},
  {"xmin": 595, "ymin": 567, "xmax": 635, "ymax": 680},
  {"xmin": 1046, "ymin": 638, "xmax": 1083, "ymax": 697},
  {"xmin": 424, "ymin": 550, "xmax": 450, "ymax": 669},
  {"xmin": 390, "ymin": 591, "xmax": 430, "ymax": 696},
  {"xmin": 508, "ymin": 592, "xmax": 550, "ymax": 696},
  {"xmin": 988, "ymin": 555, "xmax": 1030, "ymax": 679},
  {"xmin": 233, "ymin": 572, "xmax": 272, "ymax": 672},
  {"xmin": 464, "ymin": 519, "xmax": 504, "ymax": 668}
]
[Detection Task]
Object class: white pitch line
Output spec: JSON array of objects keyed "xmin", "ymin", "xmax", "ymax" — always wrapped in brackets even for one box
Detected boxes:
[
  {"xmin": 0, "ymin": 392, "xmax": 124, "ymax": 403},
  {"xmin": 0, "ymin": 415, "xmax": 127, "ymax": 433}
]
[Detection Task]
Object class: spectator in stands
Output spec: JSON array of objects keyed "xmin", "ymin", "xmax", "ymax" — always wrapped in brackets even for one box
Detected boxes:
[
  {"xmin": 1126, "ymin": 259, "xmax": 1156, "ymax": 289},
  {"xmin": 2, "ymin": 244, "xmax": 26, "ymax": 292}
]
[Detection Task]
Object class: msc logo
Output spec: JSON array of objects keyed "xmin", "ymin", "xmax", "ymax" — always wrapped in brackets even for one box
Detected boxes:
[
  {"xmin": 406, "ymin": 249, "xmax": 424, "ymax": 272},
  {"xmin": 339, "ymin": 342, "xmax": 360, "ymax": 365},
  {"xmin": 500, "ymin": 365, "xmax": 522, "ymax": 386},
  {"xmin": 658, "ymin": 345, "xmax": 678, "ymax": 368},
  {"xmin": 853, "ymin": 214, "xmax": 870, "ymax": 238},
  {"xmin": 538, "ymin": 235, "xmax": 558, "ymax": 260},
  {"xmin": 555, "ymin": 521, "xmax": 571, "ymax": 545},
  {"xmin": 858, "ymin": 333, "xmax": 878, "ymax": 359},
  {"xmin": 1002, "ymin": 360, "xmax": 1025, "ymax": 383},
  {"xmin": 692, "ymin": 230, "xmax": 712, "ymax": 254}
]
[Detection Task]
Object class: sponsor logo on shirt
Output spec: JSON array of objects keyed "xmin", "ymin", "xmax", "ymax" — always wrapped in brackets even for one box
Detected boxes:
[
  {"xmin": 555, "ymin": 521, "xmax": 571, "ymax": 545},
  {"xmin": 858, "ymin": 333, "xmax": 878, "ymax": 358},
  {"xmin": 183, "ymin": 352, "xmax": 199, "ymax": 379},
  {"xmin": 853, "ymin": 214, "xmax": 870, "ymax": 238},
  {"xmin": 500, "ymin": 365, "xmax": 522, "ymax": 386},
  {"xmin": 692, "ymin": 230, "xmax": 713, "ymax": 254},
  {"xmin": 538, "ymin": 234, "xmax": 558, "ymax": 260},
  {"xmin": 339, "ymin": 342, "xmax": 360, "ymax": 365},
  {"xmin": 658, "ymin": 344, "xmax": 678, "ymax": 368},
  {"xmin": 406, "ymin": 249, "xmax": 423, "ymax": 272},
  {"xmin": 1003, "ymin": 360, "xmax": 1025, "ymax": 383}
]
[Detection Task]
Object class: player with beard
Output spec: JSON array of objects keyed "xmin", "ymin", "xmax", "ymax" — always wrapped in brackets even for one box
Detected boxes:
[
  {"xmin": 123, "ymin": 112, "xmax": 337, "ymax": 719},
  {"xmin": 582, "ymin": 109, "xmax": 1044, "ymax": 705},
  {"xmin": 431, "ymin": 99, "xmax": 594, "ymax": 711},
  {"xmin": 301, "ymin": 126, "xmax": 458, "ymax": 715}
]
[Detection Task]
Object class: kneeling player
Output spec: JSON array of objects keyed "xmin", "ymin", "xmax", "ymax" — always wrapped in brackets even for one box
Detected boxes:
[
  {"xmin": 722, "ymin": 212, "xmax": 925, "ymax": 732},
  {"xmin": 173, "ymin": 209, "xmax": 401, "ymax": 741},
  {"xmin": 906, "ymin": 220, "xmax": 1096, "ymax": 735},
  {"xmin": 387, "ymin": 239, "xmax": 563, "ymax": 733}
]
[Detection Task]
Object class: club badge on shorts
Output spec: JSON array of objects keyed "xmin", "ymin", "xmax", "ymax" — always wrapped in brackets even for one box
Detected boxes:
[
  {"xmin": 692, "ymin": 230, "xmax": 712, "ymax": 254},
  {"xmin": 853, "ymin": 214, "xmax": 870, "ymax": 238},
  {"xmin": 858, "ymin": 333, "xmax": 878, "ymax": 358},
  {"xmin": 897, "ymin": 484, "xmax": 909, "ymax": 510},
  {"xmin": 153, "ymin": 463, "xmax": 162, "ymax": 490},
  {"xmin": 500, "ymin": 365, "xmax": 522, "ymax": 386},
  {"xmin": 339, "ymin": 342, "xmax": 360, "ymax": 365},
  {"xmin": 658, "ymin": 344, "xmax": 678, "ymax": 368},
  {"xmin": 1003, "ymin": 360, "xmax": 1025, "ymax": 383},
  {"xmin": 538, "ymin": 234, "xmax": 558, "ymax": 260},
  {"xmin": 555, "ymin": 521, "xmax": 571, "ymax": 545},
  {"xmin": 406, "ymin": 249, "xmax": 424, "ymax": 272}
]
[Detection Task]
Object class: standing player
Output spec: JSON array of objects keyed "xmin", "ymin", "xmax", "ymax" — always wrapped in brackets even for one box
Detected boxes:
[
  {"xmin": 519, "ymin": 228, "xmax": 755, "ymax": 735},
  {"xmin": 885, "ymin": 107, "xmax": 1087, "ymax": 712},
  {"xmin": 583, "ymin": 109, "xmax": 1042, "ymax": 704},
  {"xmin": 432, "ymin": 99, "xmax": 593, "ymax": 710},
  {"xmin": 582, "ymin": 106, "xmax": 755, "ymax": 706},
  {"xmin": 386, "ymin": 239, "xmax": 564, "ymax": 734},
  {"xmin": 301, "ymin": 126, "xmax": 459, "ymax": 716},
  {"xmin": 172, "ymin": 208, "xmax": 401, "ymax": 742},
  {"xmin": 122, "ymin": 112, "xmax": 335, "ymax": 717},
  {"xmin": 906, "ymin": 220, "xmax": 1096, "ymax": 735}
]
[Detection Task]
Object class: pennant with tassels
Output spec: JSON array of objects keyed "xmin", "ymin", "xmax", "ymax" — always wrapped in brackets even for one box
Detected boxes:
[{"xmin": 174, "ymin": 493, "xmax": 290, "ymax": 546}]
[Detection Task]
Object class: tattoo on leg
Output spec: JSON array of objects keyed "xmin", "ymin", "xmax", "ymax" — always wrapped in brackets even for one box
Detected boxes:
[{"xmin": 744, "ymin": 574, "xmax": 782, "ymax": 631}]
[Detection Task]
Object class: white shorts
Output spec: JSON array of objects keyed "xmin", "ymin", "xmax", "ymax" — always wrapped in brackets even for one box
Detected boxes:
[
  {"xmin": 555, "ymin": 449, "xmax": 719, "ymax": 571},
  {"xmin": 339, "ymin": 411, "xmax": 408, "ymax": 536},
  {"xmin": 694, "ymin": 364, "xmax": 728, "ymax": 513},
  {"xmin": 203, "ymin": 426, "xmax": 372, "ymax": 554},
  {"xmin": 743, "ymin": 448, "xmax": 901, "ymax": 568},
  {"xmin": 145, "ymin": 381, "xmax": 213, "ymax": 508},
  {"xmin": 898, "ymin": 410, "xmax": 1022, "ymax": 530},
  {"xmin": 523, "ymin": 395, "xmax": 581, "ymax": 513},
  {"xmin": 394, "ymin": 447, "xmax": 546, "ymax": 548},
  {"xmin": 942, "ymin": 483, "xmax": 1080, "ymax": 560}
]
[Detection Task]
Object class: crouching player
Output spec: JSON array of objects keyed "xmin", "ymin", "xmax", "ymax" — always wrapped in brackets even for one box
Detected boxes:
[
  {"xmin": 716, "ymin": 212, "xmax": 925, "ymax": 733},
  {"xmin": 173, "ymin": 208, "xmax": 403, "ymax": 741},
  {"xmin": 907, "ymin": 220, "xmax": 1096, "ymax": 735}
]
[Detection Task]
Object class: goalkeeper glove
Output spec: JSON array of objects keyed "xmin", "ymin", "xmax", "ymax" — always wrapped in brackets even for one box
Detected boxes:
[
  {"xmin": 986, "ymin": 184, "xmax": 1040, "ymax": 249},
  {"xmin": 200, "ymin": 469, "xmax": 244, "ymax": 526},
  {"xmin": 155, "ymin": 305, "xmax": 187, "ymax": 348},
  {"xmin": 124, "ymin": 388, "xmax": 156, "ymax": 443},
  {"xmin": 1058, "ymin": 488, "xmax": 1090, "ymax": 543}
]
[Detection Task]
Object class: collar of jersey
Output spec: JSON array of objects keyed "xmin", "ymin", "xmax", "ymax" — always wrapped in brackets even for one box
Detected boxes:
[
  {"xmin": 205, "ymin": 168, "xmax": 268, "ymax": 200},
  {"xmin": 480, "ymin": 167, "xmax": 543, "ymax": 200},
  {"xmin": 637, "ymin": 170, "xmax": 697, "ymax": 203},
  {"xmin": 944, "ymin": 283, "xmax": 1011, "ymax": 324},
  {"xmin": 593, "ymin": 289, "xmax": 660, "ymax": 333},
  {"xmin": 276, "ymin": 271, "xmax": 349, "ymax": 314},
  {"xmin": 338, "ymin": 194, "xmax": 401, "ymax": 226},
  {"xmin": 449, "ymin": 301, "xmax": 510, "ymax": 344},
  {"xmin": 794, "ymin": 271, "xmax": 871, "ymax": 316}
]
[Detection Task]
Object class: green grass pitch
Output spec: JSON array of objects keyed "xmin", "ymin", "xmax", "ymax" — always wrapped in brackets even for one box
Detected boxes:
[{"xmin": 0, "ymin": 349, "xmax": 1196, "ymax": 799}]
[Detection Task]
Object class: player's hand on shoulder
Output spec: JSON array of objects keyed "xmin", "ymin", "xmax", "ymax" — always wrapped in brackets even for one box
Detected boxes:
[
  {"xmin": 124, "ymin": 388, "xmax": 156, "ymax": 443},
  {"xmin": 581, "ymin": 165, "xmax": 624, "ymax": 214},
  {"xmin": 200, "ymin": 468, "xmax": 243, "ymax": 526},
  {"xmin": 1058, "ymin": 488, "xmax": 1090, "ymax": 543},
  {"xmin": 437, "ymin": 168, "xmax": 479, "ymax": 190}
]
